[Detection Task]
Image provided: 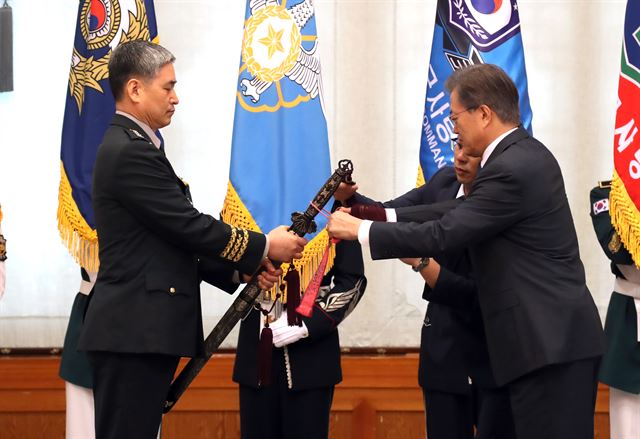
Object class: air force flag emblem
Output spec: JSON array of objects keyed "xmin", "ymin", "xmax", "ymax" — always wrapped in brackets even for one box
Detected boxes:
[
  {"xmin": 224, "ymin": 0, "xmax": 333, "ymax": 301},
  {"xmin": 239, "ymin": 0, "xmax": 324, "ymax": 113}
]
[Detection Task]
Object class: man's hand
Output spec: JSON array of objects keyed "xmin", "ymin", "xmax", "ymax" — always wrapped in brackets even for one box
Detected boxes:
[
  {"xmin": 242, "ymin": 259, "xmax": 283, "ymax": 290},
  {"xmin": 270, "ymin": 313, "xmax": 309, "ymax": 347},
  {"xmin": 333, "ymin": 182, "xmax": 359, "ymax": 203},
  {"xmin": 327, "ymin": 210, "xmax": 362, "ymax": 241},
  {"xmin": 267, "ymin": 225, "xmax": 307, "ymax": 262}
]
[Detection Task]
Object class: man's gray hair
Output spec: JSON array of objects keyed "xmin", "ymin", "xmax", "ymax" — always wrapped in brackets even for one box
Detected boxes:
[{"xmin": 108, "ymin": 40, "xmax": 176, "ymax": 101}]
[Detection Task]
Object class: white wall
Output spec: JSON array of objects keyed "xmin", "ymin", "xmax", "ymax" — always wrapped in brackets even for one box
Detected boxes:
[{"xmin": 0, "ymin": 0, "xmax": 625, "ymax": 347}]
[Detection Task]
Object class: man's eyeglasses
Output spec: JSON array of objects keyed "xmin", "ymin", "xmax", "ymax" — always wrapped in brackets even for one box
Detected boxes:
[
  {"xmin": 449, "ymin": 107, "xmax": 476, "ymax": 125},
  {"xmin": 450, "ymin": 136, "xmax": 460, "ymax": 151}
]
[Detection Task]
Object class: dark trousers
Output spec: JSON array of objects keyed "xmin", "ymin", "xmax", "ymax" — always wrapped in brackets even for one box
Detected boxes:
[
  {"xmin": 475, "ymin": 386, "xmax": 517, "ymax": 439},
  {"xmin": 423, "ymin": 386, "xmax": 517, "ymax": 439},
  {"xmin": 239, "ymin": 384, "xmax": 334, "ymax": 439},
  {"xmin": 88, "ymin": 351, "xmax": 180, "ymax": 439},
  {"xmin": 423, "ymin": 389, "xmax": 474, "ymax": 439},
  {"xmin": 239, "ymin": 349, "xmax": 334, "ymax": 439},
  {"xmin": 507, "ymin": 356, "xmax": 601, "ymax": 439}
]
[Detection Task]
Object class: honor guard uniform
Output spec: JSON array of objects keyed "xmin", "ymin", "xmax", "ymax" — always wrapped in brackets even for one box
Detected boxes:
[
  {"xmin": 59, "ymin": 268, "xmax": 97, "ymax": 439},
  {"xmin": 234, "ymin": 239, "xmax": 367, "ymax": 439},
  {"xmin": 590, "ymin": 182, "xmax": 640, "ymax": 438}
]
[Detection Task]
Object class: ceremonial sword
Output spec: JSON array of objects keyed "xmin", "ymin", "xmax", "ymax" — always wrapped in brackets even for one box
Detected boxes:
[{"xmin": 163, "ymin": 159, "xmax": 354, "ymax": 412}]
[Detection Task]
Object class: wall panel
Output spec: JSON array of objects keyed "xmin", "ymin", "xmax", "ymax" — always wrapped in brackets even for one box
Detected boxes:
[{"xmin": 0, "ymin": 354, "xmax": 610, "ymax": 439}]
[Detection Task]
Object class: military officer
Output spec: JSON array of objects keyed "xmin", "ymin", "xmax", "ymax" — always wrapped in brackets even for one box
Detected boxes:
[{"xmin": 78, "ymin": 40, "xmax": 307, "ymax": 439}]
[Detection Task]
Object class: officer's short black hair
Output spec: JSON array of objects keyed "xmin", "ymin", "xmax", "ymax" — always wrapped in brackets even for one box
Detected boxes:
[{"xmin": 108, "ymin": 40, "xmax": 175, "ymax": 101}]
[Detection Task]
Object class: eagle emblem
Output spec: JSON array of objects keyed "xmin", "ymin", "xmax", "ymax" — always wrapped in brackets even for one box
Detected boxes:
[
  {"xmin": 239, "ymin": 0, "xmax": 324, "ymax": 113},
  {"xmin": 69, "ymin": 0, "xmax": 153, "ymax": 113},
  {"xmin": 316, "ymin": 279, "xmax": 366, "ymax": 318}
]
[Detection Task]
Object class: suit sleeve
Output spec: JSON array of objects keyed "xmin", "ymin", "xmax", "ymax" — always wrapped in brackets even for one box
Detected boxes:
[
  {"xmin": 112, "ymin": 142, "xmax": 266, "ymax": 275},
  {"xmin": 382, "ymin": 186, "xmax": 432, "ymax": 209},
  {"xmin": 350, "ymin": 177, "xmax": 436, "ymax": 209},
  {"xmin": 424, "ymin": 263, "xmax": 477, "ymax": 309},
  {"xmin": 349, "ymin": 192, "xmax": 381, "ymax": 206},
  {"xmin": 370, "ymin": 161, "xmax": 523, "ymax": 259},
  {"xmin": 395, "ymin": 198, "xmax": 462, "ymax": 222},
  {"xmin": 303, "ymin": 240, "xmax": 367, "ymax": 340}
]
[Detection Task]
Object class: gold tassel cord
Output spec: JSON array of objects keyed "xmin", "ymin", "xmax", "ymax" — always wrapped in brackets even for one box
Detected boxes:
[
  {"xmin": 221, "ymin": 181, "xmax": 336, "ymax": 302},
  {"xmin": 57, "ymin": 162, "xmax": 100, "ymax": 272},
  {"xmin": 610, "ymin": 170, "xmax": 640, "ymax": 267}
]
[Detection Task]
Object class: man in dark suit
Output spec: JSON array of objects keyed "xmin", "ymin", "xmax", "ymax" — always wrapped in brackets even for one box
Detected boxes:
[
  {"xmin": 327, "ymin": 64, "xmax": 605, "ymax": 439},
  {"xmin": 78, "ymin": 40, "xmax": 307, "ymax": 439},
  {"xmin": 337, "ymin": 146, "xmax": 515, "ymax": 439}
]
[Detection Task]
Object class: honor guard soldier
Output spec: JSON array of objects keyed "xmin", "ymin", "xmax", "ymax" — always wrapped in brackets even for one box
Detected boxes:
[
  {"xmin": 590, "ymin": 181, "xmax": 640, "ymax": 438},
  {"xmin": 234, "ymin": 238, "xmax": 367, "ymax": 439},
  {"xmin": 59, "ymin": 268, "xmax": 97, "ymax": 439}
]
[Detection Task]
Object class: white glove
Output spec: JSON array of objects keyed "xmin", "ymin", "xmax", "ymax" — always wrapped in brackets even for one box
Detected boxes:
[{"xmin": 270, "ymin": 313, "xmax": 309, "ymax": 347}]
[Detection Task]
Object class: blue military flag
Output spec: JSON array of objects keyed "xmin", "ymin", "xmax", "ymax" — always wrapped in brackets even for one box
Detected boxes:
[
  {"xmin": 58, "ymin": 0, "xmax": 160, "ymax": 271},
  {"xmin": 418, "ymin": 0, "xmax": 533, "ymax": 184},
  {"xmin": 222, "ymin": 0, "xmax": 332, "ymax": 296}
]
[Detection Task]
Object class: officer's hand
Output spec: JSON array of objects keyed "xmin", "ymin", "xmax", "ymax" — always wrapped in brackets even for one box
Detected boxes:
[
  {"xmin": 267, "ymin": 226, "xmax": 307, "ymax": 262},
  {"xmin": 241, "ymin": 259, "xmax": 282, "ymax": 290},
  {"xmin": 333, "ymin": 182, "xmax": 359, "ymax": 203},
  {"xmin": 257, "ymin": 259, "xmax": 282, "ymax": 290},
  {"xmin": 327, "ymin": 210, "xmax": 361, "ymax": 241}
]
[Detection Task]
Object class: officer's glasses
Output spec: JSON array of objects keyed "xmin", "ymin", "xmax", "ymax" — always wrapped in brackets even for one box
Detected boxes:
[{"xmin": 450, "ymin": 136, "xmax": 460, "ymax": 151}]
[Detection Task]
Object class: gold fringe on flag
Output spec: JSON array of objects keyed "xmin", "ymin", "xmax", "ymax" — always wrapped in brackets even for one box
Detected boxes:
[
  {"xmin": 221, "ymin": 181, "xmax": 335, "ymax": 302},
  {"xmin": 416, "ymin": 165, "xmax": 426, "ymax": 187},
  {"xmin": 57, "ymin": 162, "xmax": 100, "ymax": 272},
  {"xmin": 610, "ymin": 170, "xmax": 640, "ymax": 266}
]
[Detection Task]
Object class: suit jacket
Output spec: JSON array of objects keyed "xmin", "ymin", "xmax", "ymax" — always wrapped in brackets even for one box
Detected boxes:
[
  {"xmin": 79, "ymin": 114, "xmax": 266, "ymax": 358},
  {"xmin": 353, "ymin": 167, "xmax": 495, "ymax": 392},
  {"xmin": 233, "ymin": 239, "xmax": 367, "ymax": 390},
  {"xmin": 369, "ymin": 127, "xmax": 605, "ymax": 385}
]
